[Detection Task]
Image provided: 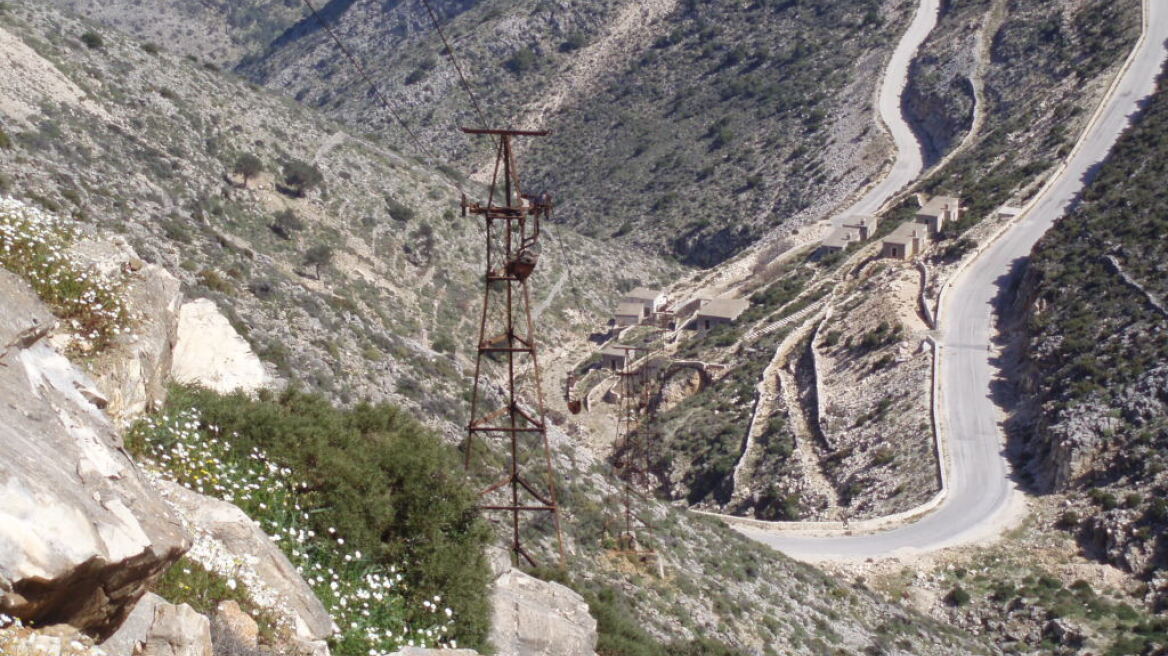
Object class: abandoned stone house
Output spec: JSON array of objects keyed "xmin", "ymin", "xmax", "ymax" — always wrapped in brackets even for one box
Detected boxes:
[
  {"xmin": 819, "ymin": 227, "xmax": 859, "ymax": 255},
  {"xmin": 842, "ymin": 214, "xmax": 878, "ymax": 240},
  {"xmin": 879, "ymin": 195, "xmax": 961, "ymax": 260},
  {"xmin": 623, "ymin": 287, "xmax": 667, "ymax": 314},
  {"xmin": 916, "ymin": 195, "xmax": 960, "ymax": 236},
  {"xmin": 693, "ymin": 298, "xmax": 750, "ymax": 330},
  {"xmin": 613, "ymin": 302, "xmax": 644, "ymax": 327},
  {"xmin": 881, "ymin": 223, "xmax": 925, "ymax": 260},
  {"xmin": 818, "ymin": 215, "xmax": 878, "ymax": 256},
  {"xmin": 600, "ymin": 345, "xmax": 629, "ymax": 371}
]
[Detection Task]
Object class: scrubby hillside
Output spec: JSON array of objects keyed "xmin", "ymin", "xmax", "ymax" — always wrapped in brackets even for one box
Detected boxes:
[
  {"xmin": 242, "ymin": 0, "xmax": 915, "ymax": 266},
  {"xmin": 0, "ymin": 0, "xmax": 677, "ymax": 436},
  {"xmin": 627, "ymin": 0, "xmax": 1144, "ymax": 518},
  {"xmin": 1014, "ymin": 65, "xmax": 1168, "ymax": 609},
  {"xmin": 909, "ymin": 0, "xmax": 1140, "ymax": 217},
  {"xmin": 43, "ymin": 0, "xmax": 308, "ymax": 66}
]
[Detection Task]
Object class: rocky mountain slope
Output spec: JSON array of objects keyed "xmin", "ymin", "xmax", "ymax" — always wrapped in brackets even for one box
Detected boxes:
[
  {"xmin": 614, "ymin": 0, "xmax": 1144, "ymax": 520},
  {"xmin": 43, "ymin": 0, "xmax": 308, "ymax": 67},
  {"xmin": 1013, "ymin": 63, "xmax": 1168, "ymax": 610},
  {"xmin": 0, "ymin": 0, "xmax": 678, "ymax": 438},
  {"xmin": 909, "ymin": 0, "xmax": 1140, "ymax": 216},
  {"xmin": 240, "ymin": 0, "xmax": 915, "ymax": 266},
  {"xmin": 0, "ymin": 3, "xmax": 1002, "ymax": 654}
]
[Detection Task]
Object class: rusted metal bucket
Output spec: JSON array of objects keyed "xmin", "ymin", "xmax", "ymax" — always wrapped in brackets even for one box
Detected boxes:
[{"xmin": 507, "ymin": 250, "xmax": 538, "ymax": 280}]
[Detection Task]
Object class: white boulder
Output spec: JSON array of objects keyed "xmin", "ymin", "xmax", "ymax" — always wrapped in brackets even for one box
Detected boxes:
[{"xmin": 171, "ymin": 298, "xmax": 268, "ymax": 394}]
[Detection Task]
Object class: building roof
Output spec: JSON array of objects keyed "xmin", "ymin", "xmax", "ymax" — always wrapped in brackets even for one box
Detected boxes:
[
  {"xmin": 840, "ymin": 214, "xmax": 877, "ymax": 230},
  {"xmin": 883, "ymin": 222, "xmax": 924, "ymax": 246},
  {"xmin": 601, "ymin": 345, "xmax": 630, "ymax": 358},
  {"xmin": 624, "ymin": 287, "xmax": 664, "ymax": 302},
  {"xmin": 614, "ymin": 302, "xmax": 644, "ymax": 317},
  {"xmin": 696, "ymin": 297, "xmax": 750, "ymax": 321},
  {"xmin": 917, "ymin": 195, "xmax": 959, "ymax": 218},
  {"xmin": 822, "ymin": 227, "xmax": 858, "ymax": 250}
]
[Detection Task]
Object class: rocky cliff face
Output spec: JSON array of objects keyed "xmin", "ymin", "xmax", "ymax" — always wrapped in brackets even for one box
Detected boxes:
[
  {"xmin": 0, "ymin": 269, "xmax": 188, "ymax": 639},
  {"xmin": 1013, "ymin": 64, "xmax": 1168, "ymax": 608}
]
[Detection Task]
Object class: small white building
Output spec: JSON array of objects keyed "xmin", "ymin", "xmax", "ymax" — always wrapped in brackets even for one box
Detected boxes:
[
  {"xmin": 841, "ymin": 214, "xmax": 879, "ymax": 241},
  {"xmin": 622, "ymin": 287, "xmax": 667, "ymax": 314},
  {"xmin": 818, "ymin": 227, "xmax": 859, "ymax": 256},
  {"xmin": 600, "ymin": 345, "xmax": 629, "ymax": 371}
]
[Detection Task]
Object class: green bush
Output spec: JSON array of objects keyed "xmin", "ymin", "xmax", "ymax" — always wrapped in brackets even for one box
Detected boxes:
[
  {"xmin": 233, "ymin": 153, "xmax": 264, "ymax": 183},
  {"xmin": 270, "ymin": 208, "xmax": 303, "ymax": 240},
  {"xmin": 80, "ymin": 31, "xmax": 104, "ymax": 50},
  {"xmin": 0, "ymin": 127, "xmax": 11, "ymax": 150},
  {"xmin": 504, "ymin": 48, "xmax": 537, "ymax": 74},
  {"xmin": 132, "ymin": 386, "xmax": 493, "ymax": 651},
  {"xmin": 303, "ymin": 244, "xmax": 333, "ymax": 277},
  {"xmin": 386, "ymin": 197, "xmax": 416, "ymax": 223},
  {"xmin": 946, "ymin": 586, "xmax": 971, "ymax": 607},
  {"xmin": 281, "ymin": 160, "xmax": 324, "ymax": 197}
]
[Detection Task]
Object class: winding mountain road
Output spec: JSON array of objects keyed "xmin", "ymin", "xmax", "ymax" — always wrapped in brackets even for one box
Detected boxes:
[
  {"xmin": 835, "ymin": 0, "xmax": 939, "ymax": 221},
  {"xmin": 735, "ymin": 0, "xmax": 1168, "ymax": 560}
]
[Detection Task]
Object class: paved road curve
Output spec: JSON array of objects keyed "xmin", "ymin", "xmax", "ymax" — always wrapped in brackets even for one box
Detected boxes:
[
  {"xmin": 737, "ymin": 1, "xmax": 1168, "ymax": 560},
  {"xmin": 836, "ymin": 0, "xmax": 940, "ymax": 220}
]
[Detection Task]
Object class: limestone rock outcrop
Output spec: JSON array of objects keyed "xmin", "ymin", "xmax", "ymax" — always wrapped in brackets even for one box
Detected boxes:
[
  {"xmin": 155, "ymin": 480, "xmax": 334, "ymax": 641},
  {"xmin": 0, "ymin": 270, "xmax": 189, "ymax": 639},
  {"xmin": 172, "ymin": 298, "xmax": 269, "ymax": 394},
  {"xmin": 489, "ymin": 557, "xmax": 597, "ymax": 656},
  {"xmin": 72, "ymin": 238, "xmax": 184, "ymax": 423},
  {"xmin": 101, "ymin": 592, "xmax": 163, "ymax": 656}
]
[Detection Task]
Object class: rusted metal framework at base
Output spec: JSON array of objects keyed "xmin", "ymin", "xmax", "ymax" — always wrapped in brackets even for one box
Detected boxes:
[
  {"xmin": 610, "ymin": 346, "xmax": 659, "ymax": 566},
  {"xmin": 462, "ymin": 127, "xmax": 565, "ymax": 568}
]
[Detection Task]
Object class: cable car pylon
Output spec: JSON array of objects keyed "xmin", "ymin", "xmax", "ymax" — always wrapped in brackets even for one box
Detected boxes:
[{"xmin": 461, "ymin": 127, "xmax": 565, "ymax": 568}]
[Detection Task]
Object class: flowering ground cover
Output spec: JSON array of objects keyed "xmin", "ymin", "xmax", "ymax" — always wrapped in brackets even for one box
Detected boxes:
[
  {"xmin": 0, "ymin": 197, "xmax": 128, "ymax": 351},
  {"xmin": 126, "ymin": 386, "xmax": 491, "ymax": 654}
]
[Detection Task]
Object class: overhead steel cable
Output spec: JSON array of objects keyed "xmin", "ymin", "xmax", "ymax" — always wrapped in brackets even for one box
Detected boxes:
[
  {"xmin": 417, "ymin": 0, "xmax": 493, "ymax": 131},
  {"xmin": 297, "ymin": 0, "xmax": 435, "ymax": 161}
]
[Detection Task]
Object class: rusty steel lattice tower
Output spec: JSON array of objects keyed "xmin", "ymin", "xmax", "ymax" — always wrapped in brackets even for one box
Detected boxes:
[
  {"xmin": 461, "ymin": 127, "xmax": 564, "ymax": 568},
  {"xmin": 612, "ymin": 346, "xmax": 659, "ymax": 564}
]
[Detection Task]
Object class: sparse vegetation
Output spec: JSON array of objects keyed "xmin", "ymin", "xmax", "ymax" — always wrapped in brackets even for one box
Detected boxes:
[
  {"xmin": 303, "ymin": 244, "xmax": 333, "ymax": 278},
  {"xmin": 0, "ymin": 197, "xmax": 129, "ymax": 351},
  {"xmin": 269, "ymin": 208, "xmax": 303, "ymax": 240},
  {"xmin": 1021, "ymin": 64, "xmax": 1168, "ymax": 610}
]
